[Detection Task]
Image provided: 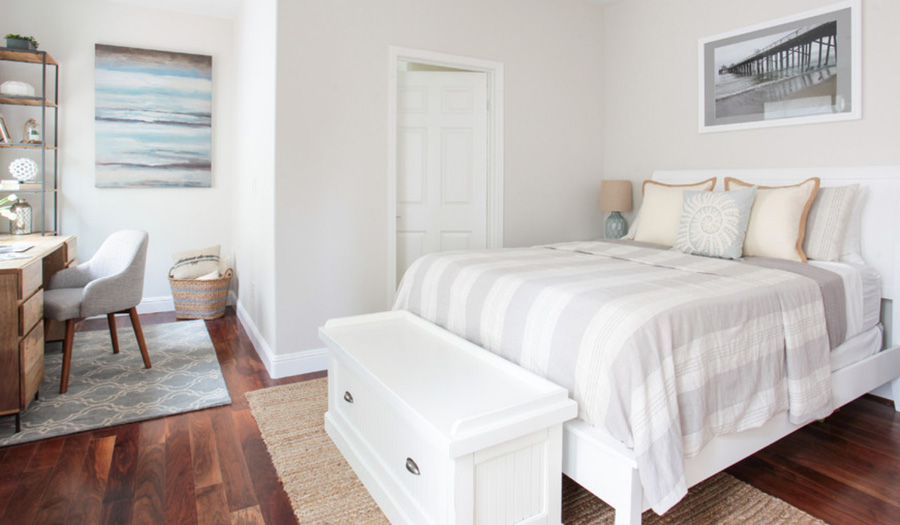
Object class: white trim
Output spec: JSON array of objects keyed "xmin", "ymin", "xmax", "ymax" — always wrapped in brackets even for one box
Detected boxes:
[
  {"xmin": 235, "ymin": 299, "xmax": 328, "ymax": 379},
  {"xmin": 87, "ymin": 296, "xmax": 174, "ymax": 320},
  {"xmin": 136, "ymin": 296, "xmax": 175, "ymax": 314},
  {"xmin": 697, "ymin": 0, "xmax": 861, "ymax": 133},
  {"xmin": 870, "ymin": 383, "xmax": 896, "ymax": 402},
  {"xmin": 387, "ymin": 46, "xmax": 504, "ymax": 306},
  {"xmin": 131, "ymin": 289, "xmax": 237, "ymax": 316}
]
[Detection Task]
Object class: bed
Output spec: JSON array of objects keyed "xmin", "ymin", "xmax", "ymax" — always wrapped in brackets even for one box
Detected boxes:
[{"xmin": 393, "ymin": 166, "xmax": 900, "ymax": 524}]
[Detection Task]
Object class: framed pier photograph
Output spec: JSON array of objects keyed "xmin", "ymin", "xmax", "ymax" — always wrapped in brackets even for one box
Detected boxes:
[{"xmin": 699, "ymin": 0, "xmax": 860, "ymax": 133}]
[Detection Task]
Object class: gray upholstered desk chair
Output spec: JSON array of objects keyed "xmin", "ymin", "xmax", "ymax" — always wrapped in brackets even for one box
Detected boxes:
[{"xmin": 43, "ymin": 230, "xmax": 152, "ymax": 393}]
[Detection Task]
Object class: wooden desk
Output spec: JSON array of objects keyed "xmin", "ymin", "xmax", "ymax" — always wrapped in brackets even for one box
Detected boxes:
[{"xmin": 0, "ymin": 234, "xmax": 76, "ymax": 431}]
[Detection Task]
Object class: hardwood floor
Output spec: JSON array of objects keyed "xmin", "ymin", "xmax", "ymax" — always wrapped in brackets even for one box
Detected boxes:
[
  {"xmin": 728, "ymin": 395, "xmax": 900, "ymax": 524},
  {"xmin": 0, "ymin": 309, "xmax": 321, "ymax": 525},
  {"xmin": 0, "ymin": 308, "xmax": 897, "ymax": 524}
]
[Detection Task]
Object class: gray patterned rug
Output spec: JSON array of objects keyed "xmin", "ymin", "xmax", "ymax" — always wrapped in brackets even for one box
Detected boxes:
[{"xmin": 0, "ymin": 320, "xmax": 231, "ymax": 446}]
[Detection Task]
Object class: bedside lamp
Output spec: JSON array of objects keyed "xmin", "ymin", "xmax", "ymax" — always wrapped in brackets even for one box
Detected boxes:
[{"xmin": 600, "ymin": 180, "xmax": 632, "ymax": 239}]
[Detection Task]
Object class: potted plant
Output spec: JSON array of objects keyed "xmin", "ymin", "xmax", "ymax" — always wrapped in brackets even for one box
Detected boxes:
[
  {"xmin": 5, "ymin": 34, "xmax": 39, "ymax": 50},
  {"xmin": 0, "ymin": 194, "xmax": 19, "ymax": 221}
]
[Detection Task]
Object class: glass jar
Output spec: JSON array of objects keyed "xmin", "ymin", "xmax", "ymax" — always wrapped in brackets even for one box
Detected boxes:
[{"xmin": 10, "ymin": 201, "xmax": 32, "ymax": 235}]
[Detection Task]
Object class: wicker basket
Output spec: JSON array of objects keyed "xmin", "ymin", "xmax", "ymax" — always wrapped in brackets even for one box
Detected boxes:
[{"xmin": 168, "ymin": 268, "xmax": 233, "ymax": 320}]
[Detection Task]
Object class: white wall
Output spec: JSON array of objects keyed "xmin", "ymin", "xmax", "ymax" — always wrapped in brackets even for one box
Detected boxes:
[
  {"xmin": 232, "ymin": 0, "xmax": 279, "ymax": 361},
  {"xmin": 273, "ymin": 0, "xmax": 607, "ymax": 358},
  {"xmin": 3, "ymin": 0, "xmax": 235, "ymax": 307},
  {"xmin": 602, "ymin": 0, "xmax": 900, "ymax": 215}
]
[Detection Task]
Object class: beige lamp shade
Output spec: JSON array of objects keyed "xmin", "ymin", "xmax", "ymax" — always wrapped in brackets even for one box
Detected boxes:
[{"xmin": 600, "ymin": 180, "xmax": 633, "ymax": 212}]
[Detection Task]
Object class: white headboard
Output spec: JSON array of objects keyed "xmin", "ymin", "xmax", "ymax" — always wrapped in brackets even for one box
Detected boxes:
[{"xmin": 652, "ymin": 166, "xmax": 900, "ymax": 346}]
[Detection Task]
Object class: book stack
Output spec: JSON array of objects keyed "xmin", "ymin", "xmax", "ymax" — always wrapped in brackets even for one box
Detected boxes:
[{"xmin": 0, "ymin": 180, "xmax": 42, "ymax": 191}]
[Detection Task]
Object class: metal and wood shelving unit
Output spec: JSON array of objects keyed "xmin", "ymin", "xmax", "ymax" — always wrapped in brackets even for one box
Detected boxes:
[{"xmin": 0, "ymin": 48, "xmax": 59, "ymax": 236}]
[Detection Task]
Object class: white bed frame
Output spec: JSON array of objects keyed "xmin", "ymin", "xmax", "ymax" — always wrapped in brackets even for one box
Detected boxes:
[{"xmin": 562, "ymin": 166, "xmax": 900, "ymax": 525}]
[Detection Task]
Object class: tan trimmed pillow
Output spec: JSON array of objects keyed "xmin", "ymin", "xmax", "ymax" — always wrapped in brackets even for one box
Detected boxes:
[
  {"xmin": 632, "ymin": 178, "xmax": 716, "ymax": 246},
  {"xmin": 725, "ymin": 177, "xmax": 820, "ymax": 262}
]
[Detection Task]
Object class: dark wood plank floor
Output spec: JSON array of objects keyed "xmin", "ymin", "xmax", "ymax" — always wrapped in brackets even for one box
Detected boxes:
[
  {"xmin": 0, "ymin": 309, "xmax": 321, "ymax": 525},
  {"xmin": 0, "ymin": 309, "xmax": 897, "ymax": 524}
]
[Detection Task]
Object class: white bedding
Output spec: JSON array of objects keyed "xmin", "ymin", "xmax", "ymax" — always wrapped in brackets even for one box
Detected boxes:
[
  {"xmin": 830, "ymin": 324, "xmax": 883, "ymax": 372},
  {"xmin": 395, "ymin": 242, "xmax": 834, "ymax": 514},
  {"xmin": 806, "ymin": 260, "xmax": 882, "ymax": 372},
  {"xmin": 809, "ymin": 261, "xmax": 882, "ymax": 338}
]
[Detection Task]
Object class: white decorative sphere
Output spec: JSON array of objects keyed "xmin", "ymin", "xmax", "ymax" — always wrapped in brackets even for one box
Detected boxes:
[{"xmin": 9, "ymin": 158, "xmax": 38, "ymax": 182}]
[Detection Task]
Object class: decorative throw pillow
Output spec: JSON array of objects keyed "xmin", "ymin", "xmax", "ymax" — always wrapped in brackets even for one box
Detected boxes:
[
  {"xmin": 672, "ymin": 187, "xmax": 756, "ymax": 260},
  {"xmin": 725, "ymin": 177, "xmax": 820, "ymax": 262},
  {"xmin": 171, "ymin": 245, "xmax": 221, "ymax": 279},
  {"xmin": 803, "ymin": 184, "xmax": 859, "ymax": 261},
  {"xmin": 840, "ymin": 185, "xmax": 866, "ymax": 264},
  {"xmin": 632, "ymin": 178, "xmax": 717, "ymax": 246}
]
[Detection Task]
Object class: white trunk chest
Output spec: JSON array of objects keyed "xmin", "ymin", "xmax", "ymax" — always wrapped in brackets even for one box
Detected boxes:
[{"xmin": 320, "ymin": 311, "xmax": 577, "ymax": 524}]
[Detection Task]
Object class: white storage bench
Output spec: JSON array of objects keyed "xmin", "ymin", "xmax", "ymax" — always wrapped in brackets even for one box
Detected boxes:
[{"xmin": 320, "ymin": 311, "xmax": 578, "ymax": 525}]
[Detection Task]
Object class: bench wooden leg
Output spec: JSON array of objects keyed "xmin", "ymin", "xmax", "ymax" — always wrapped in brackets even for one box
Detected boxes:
[
  {"xmin": 128, "ymin": 307, "xmax": 152, "ymax": 369},
  {"xmin": 108, "ymin": 313, "xmax": 120, "ymax": 354},
  {"xmin": 60, "ymin": 319, "xmax": 76, "ymax": 394}
]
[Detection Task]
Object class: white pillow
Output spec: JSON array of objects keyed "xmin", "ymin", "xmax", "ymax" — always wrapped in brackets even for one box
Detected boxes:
[
  {"xmin": 632, "ymin": 178, "xmax": 716, "ymax": 246},
  {"xmin": 725, "ymin": 177, "xmax": 819, "ymax": 262},
  {"xmin": 672, "ymin": 187, "xmax": 756, "ymax": 260},
  {"xmin": 804, "ymin": 184, "xmax": 859, "ymax": 262},
  {"xmin": 171, "ymin": 245, "xmax": 221, "ymax": 279},
  {"xmin": 840, "ymin": 186, "xmax": 866, "ymax": 264}
]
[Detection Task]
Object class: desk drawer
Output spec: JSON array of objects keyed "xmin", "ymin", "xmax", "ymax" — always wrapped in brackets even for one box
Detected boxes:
[
  {"xmin": 19, "ymin": 289, "xmax": 43, "ymax": 336},
  {"xmin": 65, "ymin": 237, "xmax": 77, "ymax": 264},
  {"xmin": 19, "ymin": 259, "xmax": 41, "ymax": 301},
  {"xmin": 20, "ymin": 320, "xmax": 44, "ymax": 409}
]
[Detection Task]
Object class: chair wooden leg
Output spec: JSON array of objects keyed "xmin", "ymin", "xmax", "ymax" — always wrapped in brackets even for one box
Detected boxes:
[
  {"xmin": 108, "ymin": 313, "xmax": 120, "ymax": 354},
  {"xmin": 128, "ymin": 307, "xmax": 152, "ymax": 369},
  {"xmin": 15, "ymin": 413, "xmax": 21, "ymax": 433},
  {"xmin": 60, "ymin": 319, "xmax": 76, "ymax": 394}
]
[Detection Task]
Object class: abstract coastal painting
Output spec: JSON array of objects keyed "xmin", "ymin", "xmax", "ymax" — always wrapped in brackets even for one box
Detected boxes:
[
  {"xmin": 95, "ymin": 44, "xmax": 212, "ymax": 187},
  {"xmin": 699, "ymin": 0, "xmax": 859, "ymax": 133}
]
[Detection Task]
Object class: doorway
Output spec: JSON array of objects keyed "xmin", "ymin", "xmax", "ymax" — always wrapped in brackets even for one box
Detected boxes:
[{"xmin": 387, "ymin": 47, "xmax": 504, "ymax": 305}]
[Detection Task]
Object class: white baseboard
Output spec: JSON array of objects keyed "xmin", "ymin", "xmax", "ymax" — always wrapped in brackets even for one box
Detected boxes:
[
  {"xmin": 136, "ymin": 296, "xmax": 175, "ymax": 314},
  {"xmin": 132, "ymin": 291, "xmax": 237, "ymax": 317},
  {"xmin": 235, "ymin": 299, "xmax": 328, "ymax": 379},
  {"xmin": 87, "ymin": 296, "xmax": 176, "ymax": 319},
  {"xmin": 870, "ymin": 383, "xmax": 896, "ymax": 402}
]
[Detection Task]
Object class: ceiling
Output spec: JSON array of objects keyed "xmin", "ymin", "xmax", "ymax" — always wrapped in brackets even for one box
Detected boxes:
[{"xmin": 107, "ymin": 0, "xmax": 243, "ymax": 19}]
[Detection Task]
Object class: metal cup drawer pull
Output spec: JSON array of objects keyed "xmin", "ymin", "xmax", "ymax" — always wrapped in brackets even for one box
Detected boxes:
[
  {"xmin": 405, "ymin": 457, "xmax": 420, "ymax": 476},
  {"xmin": 343, "ymin": 391, "xmax": 354, "ymax": 404}
]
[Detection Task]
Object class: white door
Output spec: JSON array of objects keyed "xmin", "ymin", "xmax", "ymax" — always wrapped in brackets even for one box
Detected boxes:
[{"xmin": 396, "ymin": 71, "xmax": 488, "ymax": 283}]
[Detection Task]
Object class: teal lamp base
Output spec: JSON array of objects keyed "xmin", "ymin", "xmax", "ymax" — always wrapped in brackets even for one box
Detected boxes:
[{"xmin": 605, "ymin": 211, "xmax": 627, "ymax": 239}]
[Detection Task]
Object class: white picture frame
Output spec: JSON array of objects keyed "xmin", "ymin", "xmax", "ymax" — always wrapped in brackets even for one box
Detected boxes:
[{"xmin": 698, "ymin": 0, "xmax": 861, "ymax": 133}]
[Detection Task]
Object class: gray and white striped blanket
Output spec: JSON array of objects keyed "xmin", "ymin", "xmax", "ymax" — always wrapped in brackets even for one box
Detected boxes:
[{"xmin": 393, "ymin": 241, "xmax": 834, "ymax": 514}]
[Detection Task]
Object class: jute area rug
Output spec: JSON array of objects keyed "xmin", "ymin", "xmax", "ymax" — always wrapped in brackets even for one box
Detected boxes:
[
  {"xmin": 0, "ymin": 320, "xmax": 231, "ymax": 447},
  {"xmin": 247, "ymin": 378, "xmax": 825, "ymax": 524}
]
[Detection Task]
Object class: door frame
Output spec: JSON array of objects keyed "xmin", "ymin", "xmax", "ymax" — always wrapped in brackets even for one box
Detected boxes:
[{"xmin": 387, "ymin": 46, "xmax": 504, "ymax": 305}]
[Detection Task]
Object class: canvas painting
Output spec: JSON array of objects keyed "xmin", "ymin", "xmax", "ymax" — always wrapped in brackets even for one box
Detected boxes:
[
  {"xmin": 699, "ymin": 0, "xmax": 859, "ymax": 132},
  {"xmin": 95, "ymin": 44, "xmax": 212, "ymax": 188}
]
